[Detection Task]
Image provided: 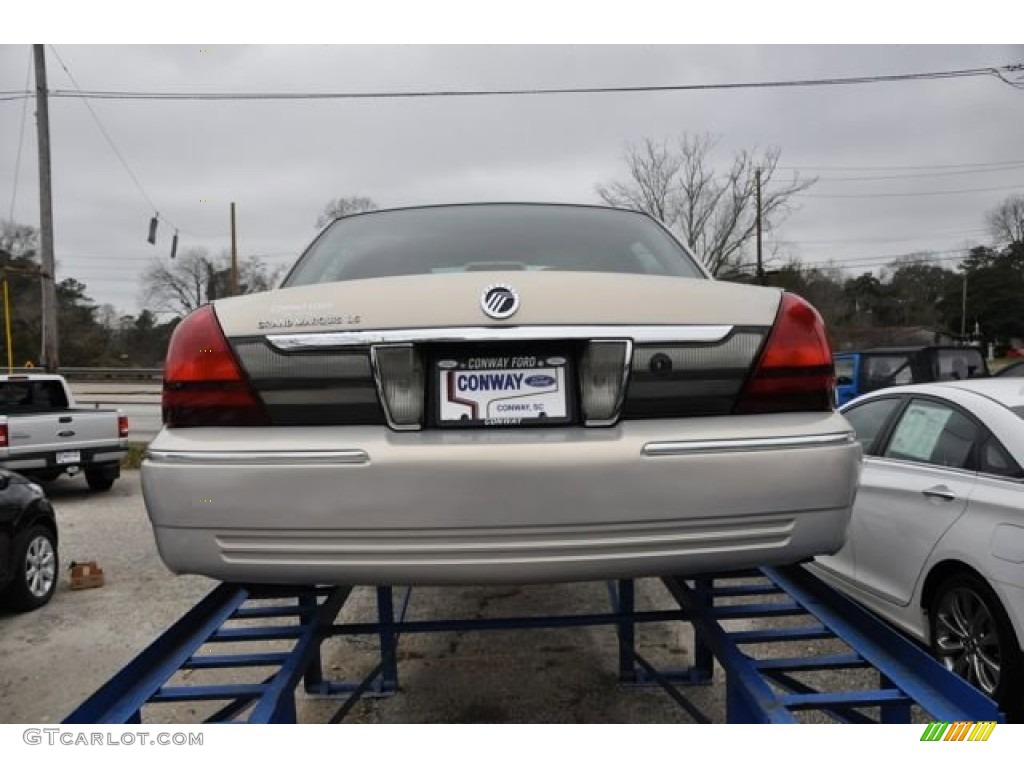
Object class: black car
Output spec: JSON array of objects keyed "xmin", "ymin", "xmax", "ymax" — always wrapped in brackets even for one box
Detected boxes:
[
  {"xmin": 994, "ymin": 360, "xmax": 1024, "ymax": 378},
  {"xmin": 0, "ymin": 470, "xmax": 58, "ymax": 612}
]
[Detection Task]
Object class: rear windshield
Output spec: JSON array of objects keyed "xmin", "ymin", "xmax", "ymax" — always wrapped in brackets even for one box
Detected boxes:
[
  {"xmin": 284, "ymin": 205, "xmax": 705, "ymax": 286},
  {"xmin": 0, "ymin": 380, "xmax": 69, "ymax": 413},
  {"xmin": 834, "ymin": 357, "xmax": 856, "ymax": 386},
  {"xmin": 934, "ymin": 349, "xmax": 987, "ymax": 380},
  {"xmin": 862, "ymin": 354, "xmax": 914, "ymax": 387}
]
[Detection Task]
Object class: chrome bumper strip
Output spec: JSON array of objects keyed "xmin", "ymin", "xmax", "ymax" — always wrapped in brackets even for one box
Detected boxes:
[
  {"xmin": 267, "ymin": 324, "xmax": 735, "ymax": 350},
  {"xmin": 643, "ymin": 432, "xmax": 855, "ymax": 457},
  {"xmin": 146, "ymin": 450, "xmax": 370, "ymax": 466}
]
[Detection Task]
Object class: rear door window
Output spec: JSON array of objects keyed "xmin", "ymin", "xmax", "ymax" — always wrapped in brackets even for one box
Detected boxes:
[
  {"xmin": 881, "ymin": 399, "xmax": 979, "ymax": 469},
  {"xmin": 842, "ymin": 397, "xmax": 902, "ymax": 454}
]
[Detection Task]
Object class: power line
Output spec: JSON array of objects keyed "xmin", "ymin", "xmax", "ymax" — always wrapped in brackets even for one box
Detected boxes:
[
  {"xmin": 6, "ymin": 49, "xmax": 32, "ymax": 223},
  {"xmin": 778, "ymin": 158, "xmax": 1024, "ymax": 172},
  {"xmin": 44, "ymin": 46, "xmax": 216, "ymax": 241},
  {"xmin": 47, "ymin": 46, "xmax": 160, "ymax": 213},
  {"xmin": 732, "ymin": 249, "xmax": 973, "ymax": 275},
  {"xmin": 0, "ymin": 62, "xmax": 1005, "ymax": 102},
  {"xmin": 775, "ymin": 228, "xmax": 989, "ymax": 246},
  {"xmin": 768, "ymin": 164, "xmax": 1024, "ymax": 184},
  {"xmin": 795, "ymin": 183, "xmax": 1024, "ymax": 199}
]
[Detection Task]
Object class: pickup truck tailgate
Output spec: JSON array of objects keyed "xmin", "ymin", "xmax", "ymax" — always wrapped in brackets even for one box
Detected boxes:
[{"xmin": 6, "ymin": 410, "xmax": 123, "ymax": 452}]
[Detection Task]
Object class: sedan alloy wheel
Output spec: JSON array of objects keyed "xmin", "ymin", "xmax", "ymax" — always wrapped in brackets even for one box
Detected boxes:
[
  {"xmin": 25, "ymin": 533, "xmax": 57, "ymax": 600},
  {"xmin": 929, "ymin": 571, "xmax": 1024, "ymax": 720},
  {"xmin": 933, "ymin": 584, "xmax": 1002, "ymax": 694}
]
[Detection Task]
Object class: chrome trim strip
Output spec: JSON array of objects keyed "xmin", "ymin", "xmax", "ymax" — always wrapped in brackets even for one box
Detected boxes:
[
  {"xmin": 642, "ymin": 432, "xmax": 855, "ymax": 457},
  {"xmin": 146, "ymin": 450, "xmax": 370, "ymax": 465},
  {"xmin": 267, "ymin": 324, "xmax": 734, "ymax": 350}
]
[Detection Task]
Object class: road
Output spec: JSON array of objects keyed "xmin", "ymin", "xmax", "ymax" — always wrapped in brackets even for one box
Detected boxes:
[{"xmin": 70, "ymin": 382, "xmax": 161, "ymax": 442}]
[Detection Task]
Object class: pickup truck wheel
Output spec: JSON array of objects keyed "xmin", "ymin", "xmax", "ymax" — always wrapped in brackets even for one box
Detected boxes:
[
  {"xmin": 85, "ymin": 470, "xmax": 115, "ymax": 492},
  {"xmin": 1, "ymin": 525, "xmax": 59, "ymax": 612}
]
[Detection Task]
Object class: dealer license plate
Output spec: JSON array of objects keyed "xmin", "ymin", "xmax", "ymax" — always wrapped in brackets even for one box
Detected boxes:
[
  {"xmin": 437, "ymin": 354, "xmax": 569, "ymax": 426},
  {"xmin": 56, "ymin": 450, "xmax": 81, "ymax": 465}
]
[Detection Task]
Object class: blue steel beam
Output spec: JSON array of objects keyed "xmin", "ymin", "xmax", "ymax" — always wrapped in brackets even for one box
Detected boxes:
[
  {"xmin": 183, "ymin": 652, "xmax": 292, "ymax": 670},
  {"xmin": 662, "ymin": 576, "xmax": 796, "ymax": 723},
  {"xmin": 759, "ymin": 670, "xmax": 878, "ymax": 724},
  {"xmin": 753, "ymin": 653, "xmax": 867, "ymax": 672},
  {"xmin": 322, "ymin": 608, "xmax": 689, "ymax": 637},
  {"xmin": 63, "ymin": 584, "xmax": 351, "ymax": 724},
  {"xmin": 247, "ymin": 585, "xmax": 352, "ymax": 723},
  {"xmin": 711, "ymin": 602, "xmax": 805, "ymax": 619},
  {"xmin": 729, "ymin": 626, "xmax": 832, "ymax": 644},
  {"xmin": 63, "ymin": 584, "xmax": 252, "ymax": 724},
  {"xmin": 779, "ymin": 689, "xmax": 912, "ymax": 710},
  {"xmin": 763, "ymin": 566, "xmax": 1003, "ymax": 723},
  {"xmin": 150, "ymin": 684, "xmax": 268, "ymax": 703}
]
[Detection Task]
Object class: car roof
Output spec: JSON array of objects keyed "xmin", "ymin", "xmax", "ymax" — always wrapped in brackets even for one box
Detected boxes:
[
  {"xmin": 837, "ymin": 346, "xmax": 981, "ymax": 354},
  {"xmin": 329, "ymin": 201, "xmax": 650, "ymax": 223},
  {"xmin": 856, "ymin": 378, "xmax": 1024, "ymax": 410}
]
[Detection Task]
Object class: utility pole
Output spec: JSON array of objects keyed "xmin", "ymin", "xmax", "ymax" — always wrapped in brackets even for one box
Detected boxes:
[
  {"xmin": 1, "ymin": 265, "xmax": 45, "ymax": 374},
  {"xmin": 34, "ymin": 44, "xmax": 59, "ymax": 372},
  {"xmin": 230, "ymin": 202, "xmax": 238, "ymax": 296},
  {"xmin": 960, "ymin": 272, "xmax": 967, "ymax": 339},
  {"xmin": 755, "ymin": 168, "xmax": 764, "ymax": 285}
]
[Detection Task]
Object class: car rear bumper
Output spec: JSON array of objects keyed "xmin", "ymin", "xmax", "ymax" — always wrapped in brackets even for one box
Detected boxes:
[
  {"xmin": 0, "ymin": 444, "xmax": 128, "ymax": 472},
  {"xmin": 142, "ymin": 414, "xmax": 861, "ymax": 585}
]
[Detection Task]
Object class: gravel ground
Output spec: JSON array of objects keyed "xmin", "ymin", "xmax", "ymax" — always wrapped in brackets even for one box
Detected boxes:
[{"xmin": 0, "ymin": 470, "xmax": 932, "ymax": 724}]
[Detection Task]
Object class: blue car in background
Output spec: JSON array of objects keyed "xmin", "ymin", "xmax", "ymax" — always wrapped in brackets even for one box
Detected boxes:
[{"xmin": 834, "ymin": 345, "xmax": 990, "ymax": 407}]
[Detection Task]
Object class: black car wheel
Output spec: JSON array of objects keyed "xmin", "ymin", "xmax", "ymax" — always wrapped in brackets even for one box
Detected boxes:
[
  {"xmin": 929, "ymin": 572, "xmax": 1024, "ymax": 720},
  {"xmin": 1, "ymin": 524, "xmax": 59, "ymax": 612},
  {"xmin": 85, "ymin": 469, "xmax": 115, "ymax": 492}
]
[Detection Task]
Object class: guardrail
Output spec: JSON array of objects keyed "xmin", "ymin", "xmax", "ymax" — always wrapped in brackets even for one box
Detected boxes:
[{"xmin": 4, "ymin": 367, "xmax": 164, "ymax": 381}]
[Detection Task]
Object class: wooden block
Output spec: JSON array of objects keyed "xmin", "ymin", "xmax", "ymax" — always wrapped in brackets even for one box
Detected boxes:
[{"xmin": 69, "ymin": 560, "xmax": 105, "ymax": 590}]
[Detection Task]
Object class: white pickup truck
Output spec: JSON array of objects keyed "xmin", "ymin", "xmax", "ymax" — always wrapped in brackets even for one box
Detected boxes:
[{"xmin": 0, "ymin": 374, "xmax": 129, "ymax": 491}]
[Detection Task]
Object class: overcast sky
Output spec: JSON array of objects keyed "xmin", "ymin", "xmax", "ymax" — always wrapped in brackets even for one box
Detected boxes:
[{"xmin": 2, "ymin": 42, "xmax": 1023, "ymax": 315}]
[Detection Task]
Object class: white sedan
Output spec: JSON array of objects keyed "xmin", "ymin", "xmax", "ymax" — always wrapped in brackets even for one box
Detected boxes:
[{"xmin": 810, "ymin": 378, "xmax": 1024, "ymax": 720}]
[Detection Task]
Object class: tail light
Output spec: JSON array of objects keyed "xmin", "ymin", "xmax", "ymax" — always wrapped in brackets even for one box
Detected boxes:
[
  {"xmin": 735, "ymin": 293, "xmax": 835, "ymax": 414},
  {"xmin": 162, "ymin": 304, "xmax": 269, "ymax": 427},
  {"xmin": 0, "ymin": 423, "xmax": 7, "ymax": 448},
  {"xmin": 579, "ymin": 340, "xmax": 631, "ymax": 425},
  {"xmin": 118, "ymin": 414, "xmax": 129, "ymax": 438},
  {"xmin": 370, "ymin": 345, "xmax": 424, "ymax": 430}
]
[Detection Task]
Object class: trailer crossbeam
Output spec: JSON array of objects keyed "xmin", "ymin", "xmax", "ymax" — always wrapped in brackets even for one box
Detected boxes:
[{"xmin": 63, "ymin": 565, "xmax": 1006, "ymax": 724}]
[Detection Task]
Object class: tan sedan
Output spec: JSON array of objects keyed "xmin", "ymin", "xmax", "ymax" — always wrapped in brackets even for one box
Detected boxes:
[{"xmin": 143, "ymin": 203, "xmax": 860, "ymax": 585}]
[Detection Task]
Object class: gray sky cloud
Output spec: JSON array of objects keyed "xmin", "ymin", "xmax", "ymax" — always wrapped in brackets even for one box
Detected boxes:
[{"xmin": 2, "ymin": 43, "xmax": 1023, "ymax": 314}]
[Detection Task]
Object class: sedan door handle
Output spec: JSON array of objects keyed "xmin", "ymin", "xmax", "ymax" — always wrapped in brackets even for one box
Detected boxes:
[{"xmin": 922, "ymin": 485, "xmax": 957, "ymax": 502}]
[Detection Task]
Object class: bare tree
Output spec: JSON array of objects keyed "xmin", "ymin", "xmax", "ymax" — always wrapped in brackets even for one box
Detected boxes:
[
  {"xmin": 140, "ymin": 247, "xmax": 211, "ymax": 316},
  {"xmin": 987, "ymin": 194, "xmax": 1024, "ymax": 246},
  {"xmin": 596, "ymin": 133, "xmax": 814, "ymax": 276},
  {"xmin": 140, "ymin": 248, "xmax": 283, "ymax": 317},
  {"xmin": 0, "ymin": 220, "xmax": 38, "ymax": 260},
  {"xmin": 315, "ymin": 195, "xmax": 378, "ymax": 228}
]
